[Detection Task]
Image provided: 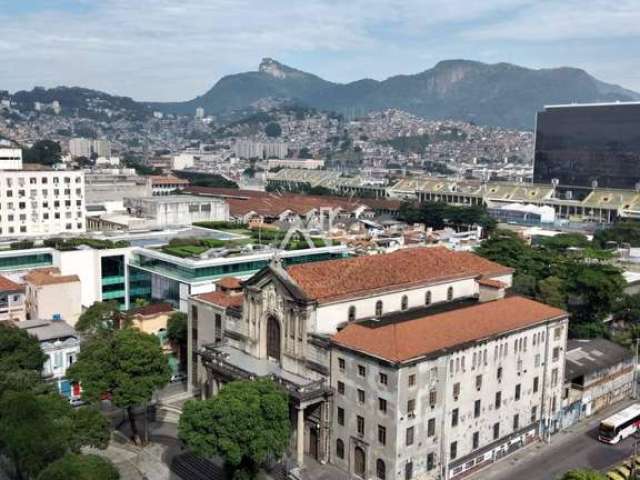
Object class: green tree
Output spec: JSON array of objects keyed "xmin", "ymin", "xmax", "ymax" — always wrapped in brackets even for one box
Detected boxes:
[
  {"xmin": 0, "ymin": 322, "xmax": 46, "ymax": 374},
  {"xmin": 22, "ymin": 140, "xmax": 62, "ymax": 166},
  {"xmin": 37, "ymin": 453, "xmax": 119, "ymax": 480},
  {"xmin": 560, "ymin": 468, "xmax": 606, "ymax": 480},
  {"xmin": 75, "ymin": 301, "xmax": 125, "ymax": 336},
  {"xmin": 0, "ymin": 392, "xmax": 72, "ymax": 479},
  {"xmin": 70, "ymin": 406, "xmax": 111, "ymax": 452},
  {"xmin": 179, "ymin": 379, "xmax": 290, "ymax": 478},
  {"xmin": 264, "ymin": 122, "xmax": 282, "ymax": 138},
  {"xmin": 68, "ymin": 328, "xmax": 170, "ymax": 444},
  {"xmin": 167, "ymin": 311, "xmax": 188, "ymax": 368},
  {"xmin": 537, "ymin": 276, "xmax": 566, "ymax": 309}
]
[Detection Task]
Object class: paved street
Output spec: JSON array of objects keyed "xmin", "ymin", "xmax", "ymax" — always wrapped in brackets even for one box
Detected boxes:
[{"xmin": 470, "ymin": 401, "xmax": 638, "ymax": 480}]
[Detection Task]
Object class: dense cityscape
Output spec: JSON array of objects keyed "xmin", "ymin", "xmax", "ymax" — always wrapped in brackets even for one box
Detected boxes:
[{"xmin": 1, "ymin": 3, "xmax": 640, "ymax": 480}]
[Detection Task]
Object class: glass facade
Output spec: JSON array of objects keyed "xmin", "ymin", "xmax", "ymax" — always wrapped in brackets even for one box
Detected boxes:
[
  {"xmin": 0, "ymin": 252, "xmax": 53, "ymax": 271},
  {"xmin": 101, "ymin": 255, "xmax": 127, "ymax": 309},
  {"xmin": 128, "ymin": 266, "xmax": 152, "ymax": 305},
  {"xmin": 534, "ymin": 103, "xmax": 640, "ymax": 189}
]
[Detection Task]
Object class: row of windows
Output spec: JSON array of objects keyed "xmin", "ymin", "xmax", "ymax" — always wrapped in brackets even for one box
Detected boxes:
[
  {"xmin": 1, "ymin": 200, "xmax": 83, "ymax": 210},
  {"xmin": 1, "ymin": 188, "xmax": 83, "ymax": 198},
  {"xmin": 1, "ymin": 211, "xmax": 83, "ymax": 222},
  {"xmin": 347, "ymin": 287, "xmax": 455, "ymax": 321},
  {"xmin": 0, "ymin": 222, "xmax": 83, "ymax": 235},
  {"xmin": 4, "ymin": 176, "xmax": 82, "ymax": 186}
]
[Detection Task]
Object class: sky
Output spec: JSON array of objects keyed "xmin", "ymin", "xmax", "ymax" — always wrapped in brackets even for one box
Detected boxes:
[{"xmin": 1, "ymin": 0, "xmax": 639, "ymax": 102}]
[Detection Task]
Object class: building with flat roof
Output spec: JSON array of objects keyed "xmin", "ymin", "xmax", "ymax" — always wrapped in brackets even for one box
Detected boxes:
[
  {"xmin": 0, "ymin": 148, "xmax": 23, "ymax": 170},
  {"xmin": 0, "ymin": 169, "xmax": 85, "ymax": 238},
  {"xmin": 534, "ymin": 102, "xmax": 640, "ymax": 189},
  {"xmin": 124, "ymin": 195, "xmax": 229, "ymax": 228}
]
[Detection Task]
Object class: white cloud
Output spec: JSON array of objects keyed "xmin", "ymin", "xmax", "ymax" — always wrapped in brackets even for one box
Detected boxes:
[{"xmin": 0, "ymin": 0, "xmax": 638, "ymax": 99}]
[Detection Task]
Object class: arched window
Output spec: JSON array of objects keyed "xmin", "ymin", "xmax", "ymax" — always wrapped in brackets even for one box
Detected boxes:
[
  {"xmin": 401, "ymin": 295, "xmax": 408, "ymax": 311},
  {"xmin": 348, "ymin": 305, "xmax": 356, "ymax": 322},
  {"xmin": 336, "ymin": 439, "xmax": 344, "ymax": 459},
  {"xmin": 425, "ymin": 290, "xmax": 432, "ymax": 305},
  {"xmin": 447, "ymin": 286, "xmax": 454, "ymax": 301},
  {"xmin": 376, "ymin": 459, "xmax": 386, "ymax": 480},
  {"xmin": 375, "ymin": 300, "xmax": 383, "ymax": 318}
]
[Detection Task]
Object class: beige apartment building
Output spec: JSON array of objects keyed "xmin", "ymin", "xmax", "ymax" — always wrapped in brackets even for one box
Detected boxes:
[
  {"xmin": 24, "ymin": 268, "xmax": 81, "ymax": 325},
  {"xmin": 0, "ymin": 275, "xmax": 26, "ymax": 322}
]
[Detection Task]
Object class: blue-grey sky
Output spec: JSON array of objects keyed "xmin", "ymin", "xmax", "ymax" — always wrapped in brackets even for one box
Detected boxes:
[{"xmin": 1, "ymin": 0, "xmax": 639, "ymax": 101}]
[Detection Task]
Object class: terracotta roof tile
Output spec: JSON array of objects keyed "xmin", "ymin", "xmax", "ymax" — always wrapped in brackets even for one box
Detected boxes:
[
  {"xmin": 478, "ymin": 278, "xmax": 507, "ymax": 289},
  {"xmin": 286, "ymin": 247, "xmax": 512, "ymax": 302},
  {"xmin": 149, "ymin": 175, "xmax": 190, "ymax": 185},
  {"xmin": 217, "ymin": 276, "xmax": 242, "ymax": 290},
  {"xmin": 0, "ymin": 275, "xmax": 23, "ymax": 293},
  {"xmin": 184, "ymin": 187, "xmax": 398, "ymax": 218},
  {"xmin": 195, "ymin": 291, "xmax": 244, "ymax": 308},
  {"xmin": 332, "ymin": 296, "xmax": 566, "ymax": 363},
  {"xmin": 24, "ymin": 268, "xmax": 80, "ymax": 286},
  {"xmin": 130, "ymin": 303, "xmax": 174, "ymax": 317}
]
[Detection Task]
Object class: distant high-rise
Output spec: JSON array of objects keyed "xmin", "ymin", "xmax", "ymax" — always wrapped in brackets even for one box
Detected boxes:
[
  {"xmin": 195, "ymin": 107, "xmax": 205, "ymax": 119},
  {"xmin": 69, "ymin": 138, "xmax": 111, "ymax": 159},
  {"xmin": 534, "ymin": 102, "xmax": 640, "ymax": 189}
]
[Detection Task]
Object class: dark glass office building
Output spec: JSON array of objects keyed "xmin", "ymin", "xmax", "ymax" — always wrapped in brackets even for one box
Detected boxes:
[{"xmin": 534, "ymin": 102, "xmax": 640, "ymax": 189}]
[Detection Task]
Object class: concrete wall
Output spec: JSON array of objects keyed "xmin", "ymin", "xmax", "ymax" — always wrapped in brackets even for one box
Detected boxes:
[{"xmin": 27, "ymin": 280, "xmax": 82, "ymax": 326}]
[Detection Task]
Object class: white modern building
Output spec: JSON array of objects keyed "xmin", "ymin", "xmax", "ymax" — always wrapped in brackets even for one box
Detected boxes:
[
  {"xmin": 0, "ymin": 168, "xmax": 85, "ymax": 238},
  {"xmin": 124, "ymin": 195, "xmax": 229, "ymax": 228},
  {"xmin": 0, "ymin": 148, "xmax": 23, "ymax": 170},
  {"xmin": 68, "ymin": 138, "xmax": 111, "ymax": 158}
]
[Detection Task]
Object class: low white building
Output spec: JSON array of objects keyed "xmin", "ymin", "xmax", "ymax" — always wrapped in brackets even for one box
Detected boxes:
[
  {"xmin": 124, "ymin": 195, "xmax": 229, "ymax": 228},
  {"xmin": 17, "ymin": 318, "xmax": 81, "ymax": 398},
  {"xmin": 0, "ymin": 148, "xmax": 23, "ymax": 170},
  {"xmin": 24, "ymin": 268, "xmax": 82, "ymax": 326}
]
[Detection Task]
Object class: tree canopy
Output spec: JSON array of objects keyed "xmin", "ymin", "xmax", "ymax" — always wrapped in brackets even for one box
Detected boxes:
[
  {"xmin": 560, "ymin": 469, "xmax": 606, "ymax": 480},
  {"xmin": 167, "ymin": 311, "xmax": 187, "ymax": 346},
  {"xmin": 179, "ymin": 379, "xmax": 290, "ymax": 478},
  {"xmin": 37, "ymin": 453, "xmax": 119, "ymax": 480},
  {"xmin": 264, "ymin": 122, "xmax": 282, "ymax": 138},
  {"xmin": 398, "ymin": 200, "xmax": 496, "ymax": 234},
  {"xmin": 22, "ymin": 139, "xmax": 62, "ymax": 166},
  {"xmin": 68, "ymin": 328, "xmax": 170, "ymax": 443},
  {"xmin": 75, "ymin": 301, "xmax": 125, "ymax": 336},
  {"xmin": 475, "ymin": 229, "xmax": 625, "ymax": 337},
  {"xmin": 0, "ymin": 323, "xmax": 46, "ymax": 374}
]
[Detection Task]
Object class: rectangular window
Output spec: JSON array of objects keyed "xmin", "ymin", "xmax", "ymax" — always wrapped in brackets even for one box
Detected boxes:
[
  {"xmin": 497, "ymin": 366, "xmax": 503, "ymax": 382},
  {"xmin": 474, "ymin": 399, "xmax": 481, "ymax": 418},
  {"xmin": 338, "ymin": 358, "xmax": 345, "ymax": 371},
  {"xmin": 406, "ymin": 426, "xmax": 414, "ymax": 446},
  {"xmin": 427, "ymin": 418, "xmax": 436, "ymax": 437},
  {"xmin": 407, "ymin": 399, "xmax": 415, "ymax": 415},
  {"xmin": 513, "ymin": 414, "xmax": 519, "ymax": 431},
  {"xmin": 495, "ymin": 391, "xmax": 502, "ymax": 409},
  {"xmin": 452, "ymin": 408, "xmax": 459, "ymax": 427},
  {"xmin": 379, "ymin": 372, "xmax": 388, "ymax": 385},
  {"xmin": 337, "ymin": 381, "xmax": 345, "ymax": 395},
  {"xmin": 493, "ymin": 422, "xmax": 500, "ymax": 440},
  {"xmin": 358, "ymin": 365, "xmax": 366, "ymax": 377},
  {"xmin": 476, "ymin": 374, "xmax": 482, "ymax": 391},
  {"xmin": 337, "ymin": 407, "xmax": 344, "ymax": 426},
  {"xmin": 379, "ymin": 398, "xmax": 387, "ymax": 413},
  {"xmin": 405, "ymin": 461, "xmax": 413, "ymax": 480},
  {"xmin": 408, "ymin": 373, "xmax": 416, "ymax": 387},
  {"xmin": 515, "ymin": 384, "xmax": 521, "ymax": 401},
  {"xmin": 429, "ymin": 389, "xmax": 437, "ymax": 407},
  {"xmin": 450, "ymin": 441, "xmax": 457, "ymax": 460},
  {"xmin": 472, "ymin": 431, "xmax": 479, "ymax": 450},
  {"xmin": 357, "ymin": 416, "xmax": 365, "ymax": 435},
  {"xmin": 551, "ymin": 368, "xmax": 559, "ymax": 387},
  {"xmin": 214, "ymin": 313, "xmax": 223, "ymax": 343},
  {"xmin": 378, "ymin": 425, "xmax": 387, "ymax": 445},
  {"xmin": 453, "ymin": 382, "xmax": 460, "ymax": 399},
  {"xmin": 535, "ymin": 353, "xmax": 541, "ymax": 368},
  {"xmin": 553, "ymin": 346, "xmax": 560, "ymax": 361},
  {"xmin": 554, "ymin": 327, "xmax": 563, "ymax": 340},
  {"xmin": 531, "ymin": 406, "xmax": 537, "ymax": 423},
  {"xmin": 427, "ymin": 453, "xmax": 435, "ymax": 471},
  {"xmin": 533, "ymin": 376, "xmax": 539, "ymax": 393},
  {"xmin": 358, "ymin": 389, "xmax": 365, "ymax": 404}
]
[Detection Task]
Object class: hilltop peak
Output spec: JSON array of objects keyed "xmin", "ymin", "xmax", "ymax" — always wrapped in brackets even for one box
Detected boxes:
[{"xmin": 259, "ymin": 58, "xmax": 292, "ymax": 79}]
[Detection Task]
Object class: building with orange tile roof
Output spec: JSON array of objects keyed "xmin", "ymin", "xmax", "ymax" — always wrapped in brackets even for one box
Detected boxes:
[
  {"xmin": 23, "ymin": 268, "xmax": 81, "ymax": 326},
  {"xmin": 0, "ymin": 274, "xmax": 25, "ymax": 322}
]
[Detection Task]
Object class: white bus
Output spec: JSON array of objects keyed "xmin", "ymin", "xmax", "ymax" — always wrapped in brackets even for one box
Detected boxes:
[{"xmin": 599, "ymin": 403, "xmax": 640, "ymax": 444}]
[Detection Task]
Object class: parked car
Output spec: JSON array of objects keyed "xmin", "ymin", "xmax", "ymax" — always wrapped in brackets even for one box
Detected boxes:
[{"xmin": 170, "ymin": 372, "xmax": 187, "ymax": 383}]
